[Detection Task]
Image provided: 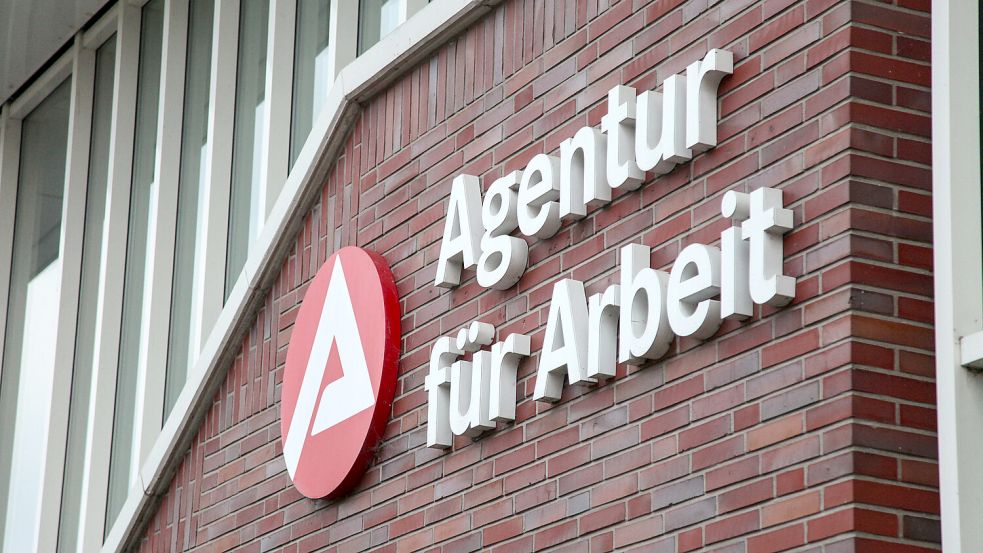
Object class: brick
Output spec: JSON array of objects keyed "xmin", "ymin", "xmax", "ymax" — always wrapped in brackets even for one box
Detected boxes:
[
  {"xmin": 614, "ymin": 514, "xmax": 664, "ymax": 548},
  {"xmin": 533, "ymin": 519, "xmax": 578, "ymax": 549},
  {"xmin": 761, "ymin": 435, "xmax": 820, "ymax": 472},
  {"xmin": 903, "ymin": 514, "xmax": 941, "ymax": 543},
  {"xmin": 706, "ymin": 456, "xmax": 760, "ymax": 491},
  {"xmin": 650, "ymin": 476, "xmax": 705, "ymax": 511},
  {"xmin": 664, "ymin": 497, "xmax": 717, "ymax": 532},
  {"xmin": 746, "ymin": 523, "xmax": 805, "ymax": 553},
  {"xmin": 558, "ymin": 464, "xmax": 604, "ymax": 495},
  {"xmin": 678, "ymin": 416, "xmax": 731, "ymax": 451},
  {"xmin": 748, "ymin": 414, "xmax": 804, "ymax": 451},
  {"xmin": 761, "ymin": 492, "xmax": 820, "ymax": 526},
  {"xmin": 590, "ymin": 473, "xmax": 638, "ymax": 507},
  {"xmin": 484, "ymin": 517, "xmax": 524, "ymax": 545},
  {"xmin": 579, "ymin": 503, "xmax": 626, "ymax": 535},
  {"xmin": 776, "ymin": 468, "xmax": 805, "ymax": 496},
  {"xmin": 514, "ymin": 482, "xmax": 556, "ymax": 512},
  {"xmin": 639, "ymin": 456, "xmax": 691, "ymax": 490},
  {"xmin": 750, "ymin": 6, "xmax": 804, "ymax": 51},
  {"xmin": 761, "ymin": 381, "xmax": 820, "ymax": 420},
  {"xmin": 693, "ymin": 436, "xmax": 746, "ymax": 471},
  {"xmin": 503, "ymin": 461, "xmax": 547, "ymax": 493},
  {"xmin": 761, "ymin": 330, "xmax": 820, "ymax": 368},
  {"xmin": 747, "ymin": 361, "xmax": 803, "ymax": 400},
  {"xmin": 719, "ymin": 478, "xmax": 773, "ymax": 513},
  {"xmin": 705, "ymin": 510, "xmax": 760, "ymax": 544}
]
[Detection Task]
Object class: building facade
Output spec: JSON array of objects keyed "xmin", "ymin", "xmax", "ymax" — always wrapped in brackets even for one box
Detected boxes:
[{"xmin": 0, "ymin": 0, "xmax": 974, "ymax": 551}]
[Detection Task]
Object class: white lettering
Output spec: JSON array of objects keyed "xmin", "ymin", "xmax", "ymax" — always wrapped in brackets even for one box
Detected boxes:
[
  {"xmin": 619, "ymin": 244, "xmax": 673, "ymax": 365},
  {"xmin": 667, "ymin": 244, "xmax": 722, "ymax": 339},
  {"xmin": 686, "ymin": 49, "xmax": 734, "ymax": 153},
  {"xmin": 721, "ymin": 190, "xmax": 753, "ymax": 319},
  {"xmin": 423, "ymin": 51, "xmax": 811, "ymax": 450},
  {"xmin": 489, "ymin": 334, "xmax": 531, "ymax": 422},
  {"xmin": 517, "ymin": 153, "xmax": 562, "ymax": 239},
  {"xmin": 535, "ymin": 279, "xmax": 592, "ymax": 402},
  {"xmin": 435, "ymin": 175, "xmax": 483, "ymax": 287},
  {"xmin": 436, "ymin": 50, "xmax": 735, "ymax": 278},
  {"xmin": 587, "ymin": 285, "xmax": 620, "ymax": 380},
  {"xmin": 635, "ymin": 74, "xmax": 690, "ymax": 174},
  {"xmin": 743, "ymin": 187, "xmax": 795, "ymax": 306},
  {"xmin": 602, "ymin": 86, "xmax": 645, "ymax": 191},
  {"xmin": 477, "ymin": 172, "xmax": 529, "ymax": 290},
  {"xmin": 425, "ymin": 336, "xmax": 460, "ymax": 448},
  {"xmin": 560, "ymin": 127, "xmax": 609, "ymax": 219}
]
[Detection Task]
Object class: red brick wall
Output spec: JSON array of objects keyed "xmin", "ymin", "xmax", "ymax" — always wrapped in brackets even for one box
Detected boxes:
[{"xmin": 137, "ymin": 0, "xmax": 937, "ymax": 550}]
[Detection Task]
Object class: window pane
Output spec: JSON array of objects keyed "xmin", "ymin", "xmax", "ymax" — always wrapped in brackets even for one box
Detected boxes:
[
  {"xmin": 104, "ymin": 0, "xmax": 165, "ymax": 534},
  {"xmin": 226, "ymin": 0, "xmax": 270, "ymax": 297},
  {"xmin": 358, "ymin": 0, "xmax": 400, "ymax": 55},
  {"xmin": 163, "ymin": 0, "xmax": 214, "ymax": 419},
  {"xmin": 0, "ymin": 78, "xmax": 71, "ymax": 552},
  {"xmin": 290, "ymin": 0, "xmax": 331, "ymax": 168},
  {"xmin": 56, "ymin": 35, "xmax": 117, "ymax": 551}
]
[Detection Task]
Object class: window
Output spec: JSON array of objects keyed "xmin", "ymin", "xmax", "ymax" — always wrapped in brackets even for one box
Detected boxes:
[
  {"xmin": 226, "ymin": 0, "xmax": 270, "ymax": 297},
  {"xmin": 0, "ymin": 77, "xmax": 72, "ymax": 551},
  {"xmin": 105, "ymin": 0, "xmax": 165, "ymax": 531},
  {"xmin": 56, "ymin": 35, "xmax": 118, "ymax": 551},
  {"xmin": 290, "ymin": 0, "xmax": 332, "ymax": 168},
  {"xmin": 0, "ymin": 0, "xmax": 446, "ymax": 544},
  {"xmin": 358, "ymin": 0, "xmax": 402, "ymax": 55},
  {"xmin": 163, "ymin": 0, "xmax": 214, "ymax": 418},
  {"xmin": 164, "ymin": 0, "xmax": 214, "ymax": 417}
]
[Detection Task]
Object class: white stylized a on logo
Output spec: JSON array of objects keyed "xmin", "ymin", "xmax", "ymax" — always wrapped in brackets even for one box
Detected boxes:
[{"xmin": 283, "ymin": 259, "xmax": 376, "ymax": 479}]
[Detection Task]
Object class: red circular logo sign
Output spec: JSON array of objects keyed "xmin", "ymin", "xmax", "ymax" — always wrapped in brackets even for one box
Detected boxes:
[{"xmin": 280, "ymin": 246, "xmax": 400, "ymax": 499}]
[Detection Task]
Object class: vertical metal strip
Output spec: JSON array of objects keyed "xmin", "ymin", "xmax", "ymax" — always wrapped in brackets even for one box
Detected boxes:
[
  {"xmin": 0, "ymin": 105, "xmax": 17, "ymax": 425},
  {"xmin": 37, "ymin": 37, "xmax": 95, "ymax": 553},
  {"xmin": 259, "ymin": 0, "xmax": 297, "ymax": 230},
  {"xmin": 933, "ymin": 0, "xmax": 983, "ymax": 550},
  {"xmin": 192, "ymin": 0, "xmax": 239, "ymax": 360},
  {"xmin": 102, "ymin": 0, "xmax": 144, "ymax": 502},
  {"xmin": 330, "ymin": 0, "xmax": 359, "ymax": 82},
  {"xmin": 0, "ymin": 101, "xmax": 22, "ymax": 553},
  {"xmin": 135, "ymin": 0, "xmax": 190, "ymax": 455}
]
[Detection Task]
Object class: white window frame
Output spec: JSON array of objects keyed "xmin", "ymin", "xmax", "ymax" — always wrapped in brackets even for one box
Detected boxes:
[
  {"xmin": 7, "ymin": 45, "xmax": 84, "ymax": 553},
  {"xmin": 356, "ymin": 0, "xmax": 427, "ymax": 56},
  {"xmin": 190, "ymin": 0, "xmax": 238, "ymax": 370},
  {"xmin": 260, "ymin": 0, "xmax": 298, "ymax": 221},
  {"xmin": 0, "ymin": 36, "xmax": 88, "ymax": 553},
  {"xmin": 122, "ymin": 2, "xmax": 215, "ymax": 465},
  {"xmin": 0, "ymin": 103, "xmax": 17, "ymax": 415},
  {"xmin": 333, "ymin": 0, "xmax": 360, "ymax": 76},
  {"xmin": 126, "ymin": 2, "xmax": 191, "ymax": 538},
  {"xmin": 72, "ymin": 2, "xmax": 148, "ymax": 551},
  {"xmin": 933, "ymin": 0, "xmax": 983, "ymax": 551},
  {"xmin": 400, "ymin": 0, "xmax": 430, "ymax": 28}
]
